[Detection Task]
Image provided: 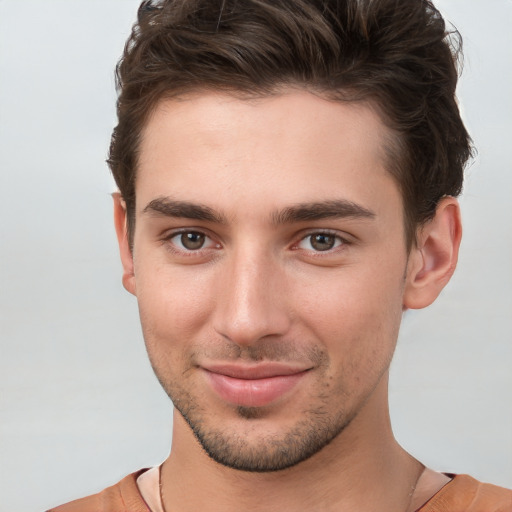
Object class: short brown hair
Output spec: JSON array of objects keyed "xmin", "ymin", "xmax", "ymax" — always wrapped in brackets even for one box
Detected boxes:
[{"xmin": 108, "ymin": 0, "xmax": 473, "ymax": 247}]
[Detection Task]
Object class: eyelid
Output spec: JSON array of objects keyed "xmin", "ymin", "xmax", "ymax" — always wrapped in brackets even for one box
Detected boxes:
[
  {"xmin": 292, "ymin": 229, "xmax": 352, "ymax": 252},
  {"xmin": 162, "ymin": 228, "xmax": 221, "ymax": 253},
  {"xmin": 160, "ymin": 227, "xmax": 353, "ymax": 255}
]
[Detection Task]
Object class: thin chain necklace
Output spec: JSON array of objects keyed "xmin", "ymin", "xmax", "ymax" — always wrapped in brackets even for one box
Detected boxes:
[
  {"xmin": 405, "ymin": 465, "xmax": 426, "ymax": 512},
  {"xmin": 158, "ymin": 464, "xmax": 167, "ymax": 512},
  {"xmin": 405, "ymin": 482, "xmax": 418, "ymax": 512}
]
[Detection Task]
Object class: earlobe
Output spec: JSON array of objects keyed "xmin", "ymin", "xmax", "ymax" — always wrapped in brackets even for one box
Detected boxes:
[
  {"xmin": 403, "ymin": 197, "xmax": 462, "ymax": 310},
  {"xmin": 113, "ymin": 192, "xmax": 136, "ymax": 296}
]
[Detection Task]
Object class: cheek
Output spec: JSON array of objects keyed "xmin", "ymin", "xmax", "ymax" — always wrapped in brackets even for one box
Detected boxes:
[
  {"xmin": 134, "ymin": 259, "xmax": 216, "ymax": 350},
  {"xmin": 295, "ymin": 262, "xmax": 405, "ymax": 380}
]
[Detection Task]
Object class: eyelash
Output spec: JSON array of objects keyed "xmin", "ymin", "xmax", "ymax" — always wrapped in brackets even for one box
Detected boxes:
[
  {"xmin": 162, "ymin": 229, "xmax": 219, "ymax": 256},
  {"xmin": 293, "ymin": 230, "xmax": 349, "ymax": 253},
  {"xmin": 161, "ymin": 229, "xmax": 351, "ymax": 256}
]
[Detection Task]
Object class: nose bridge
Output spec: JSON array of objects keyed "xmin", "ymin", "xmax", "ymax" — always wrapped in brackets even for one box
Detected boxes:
[{"xmin": 213, "ymin": 242, "xmax": 290, "ymax": 346}]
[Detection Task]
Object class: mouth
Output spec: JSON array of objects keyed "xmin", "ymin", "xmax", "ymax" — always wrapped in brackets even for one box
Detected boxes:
[{"xmin": 201, "ymin": 363, "xmax": 311, "ymax": 408}]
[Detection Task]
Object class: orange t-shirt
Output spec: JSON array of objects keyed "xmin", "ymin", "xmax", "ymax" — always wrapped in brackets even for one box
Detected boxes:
[{"xmin": 47, "ymin": 471, "xmax": 512, "ymax": 512}]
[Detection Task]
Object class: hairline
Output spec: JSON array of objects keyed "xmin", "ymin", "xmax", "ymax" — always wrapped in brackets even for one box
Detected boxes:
[{"xmin": 124, "ymin": 84, "xmax": 416, "ymax": 251}]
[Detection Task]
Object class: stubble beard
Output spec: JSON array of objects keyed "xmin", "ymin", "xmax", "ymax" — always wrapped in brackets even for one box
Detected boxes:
[
  {"xmin": 144, "ymin": 336, "xmax": 369, "ymax": 473},
  {"xmin": 182, "ymin": 403, "xmax": 352, "ymax": 472},
  {"xmin": 158, "ymin": 371, "xmax": 356, "ymax": 473}
]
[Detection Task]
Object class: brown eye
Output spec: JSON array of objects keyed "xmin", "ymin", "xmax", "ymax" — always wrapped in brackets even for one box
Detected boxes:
[
  {"xmin": 297, "ymin": 232, "xmax": 344, "ymax": 252},
  {"xmin": 309, "ymin": 234, "xmax": 336, "ymax": 251},
  {"xmin": 180, "ymin": 232, "xmax": 205, "ymax": 250}
]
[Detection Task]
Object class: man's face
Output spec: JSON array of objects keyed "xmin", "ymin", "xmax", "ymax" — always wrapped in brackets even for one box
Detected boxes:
[{"xmin": 125, "ymin": 90, "xmax": 413, "ymax": 471}]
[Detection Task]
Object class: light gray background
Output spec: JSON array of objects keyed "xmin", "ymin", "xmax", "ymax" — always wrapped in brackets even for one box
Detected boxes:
[{"xmin": 1, "ymin": 1, "xmax": 511, "ymax": 510}]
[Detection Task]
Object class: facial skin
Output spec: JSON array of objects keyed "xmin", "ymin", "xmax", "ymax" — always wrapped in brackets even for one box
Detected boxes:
[{"xmin": 115, "ymin": 90, "xmax": 461, "ymax": 475}]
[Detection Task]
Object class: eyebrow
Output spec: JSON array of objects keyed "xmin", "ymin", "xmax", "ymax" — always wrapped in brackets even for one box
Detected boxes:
[
  {"xmin": 271, "ymin": 200, "xmax": 376, "ymax": 224},
  {"xmin": 142, "ymin": 197, "xmax": 375, "ymax": 225},
  {"xmin": 143, "ymin": 197, "xmax": 227, "ymax": 224}
]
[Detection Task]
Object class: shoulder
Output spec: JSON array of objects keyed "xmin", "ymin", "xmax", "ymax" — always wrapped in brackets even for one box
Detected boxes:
[
  {"xmin": 46, "ymin": 470, "xmax": 150, "ymax": 512},
  {"xmin": 419, "ymin": 474, "xmax": 512, "ymax": 512}
]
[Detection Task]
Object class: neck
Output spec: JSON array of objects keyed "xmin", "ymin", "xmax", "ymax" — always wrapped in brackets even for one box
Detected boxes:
[{"xmin": 160, "ymin": 377, "xmax": 423, "ymax": 512}]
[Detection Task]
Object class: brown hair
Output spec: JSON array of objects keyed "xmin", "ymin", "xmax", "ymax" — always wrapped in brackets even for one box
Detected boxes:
[{"xmin": 108, "ymin": 0, "xmax": 473, "ymax": 247}]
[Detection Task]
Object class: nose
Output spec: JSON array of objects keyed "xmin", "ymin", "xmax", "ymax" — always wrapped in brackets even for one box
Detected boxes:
[{"xmin": 212, "ymin": 247, "xmax": 292, "ymax": 347}]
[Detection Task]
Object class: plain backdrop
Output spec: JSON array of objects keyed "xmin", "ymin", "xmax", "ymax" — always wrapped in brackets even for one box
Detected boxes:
[{"xmin": 1, "ymin": 0, "xmax": 511, "ymax": 510}]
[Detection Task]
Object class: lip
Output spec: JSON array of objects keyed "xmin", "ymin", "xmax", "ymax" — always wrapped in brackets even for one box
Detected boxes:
[{"xmin": 202, "ymin": 363, "xmax": 310, "ymax": 408}]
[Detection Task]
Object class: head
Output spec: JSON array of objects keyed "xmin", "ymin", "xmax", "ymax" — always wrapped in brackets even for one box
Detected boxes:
[
  {"xmin": 110, "ymin": 0, "xmax": 470, "ymax": 473},
  {"xmin": 109, "ymin": 0, "xmax": 473, "ymax": 249}
]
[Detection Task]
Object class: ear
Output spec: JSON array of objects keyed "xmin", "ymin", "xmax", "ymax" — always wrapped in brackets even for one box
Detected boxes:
[
  {"xmin": 113, "ymin": 192, "xmax": 136, "ymax": 296},
  {"xmin": 403, "ymin": 197, "xmax": 462, "ymax": 310}
]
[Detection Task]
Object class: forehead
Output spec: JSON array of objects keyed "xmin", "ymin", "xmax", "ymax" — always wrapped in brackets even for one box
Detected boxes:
[{"xmin": 136, "ymin": 90, "xmax": 400, "ymax": 221}]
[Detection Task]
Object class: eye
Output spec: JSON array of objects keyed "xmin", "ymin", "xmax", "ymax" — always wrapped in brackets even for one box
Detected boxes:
[
  {"xmin": 168, "ymin": 231, "xmax": 216, "ymax": 251},
  {"xmin": 297, "ymin": 232, "xmax": 344, "ymax": 252}
]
